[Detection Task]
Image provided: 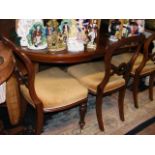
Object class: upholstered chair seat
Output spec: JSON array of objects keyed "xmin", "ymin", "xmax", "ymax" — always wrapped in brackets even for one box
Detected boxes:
[
  {"xmin": 112, "ymin": 53, "xmax": 155, "ymax": 75},
  {"xmin": 20, "ymin": 67, "xmax": 88, "ymax": 112},
  {"xmin": 67, "ymin": 61, "xmax": 125, "ymax": 94},
  {"xmin": 132, "ymin": 59, "xmax": 155, "ymax": 75}
]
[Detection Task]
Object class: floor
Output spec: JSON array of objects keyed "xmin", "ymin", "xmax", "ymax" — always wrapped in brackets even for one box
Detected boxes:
[{"xmin": 138, "ymin": 123, "xmax": 155, "ymax": 135}]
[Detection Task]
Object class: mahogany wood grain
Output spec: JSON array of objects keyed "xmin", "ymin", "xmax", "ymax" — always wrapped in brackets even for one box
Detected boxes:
[{"xmin": 0, "ymin": 42, "xmax": 14, "ymax": 84}]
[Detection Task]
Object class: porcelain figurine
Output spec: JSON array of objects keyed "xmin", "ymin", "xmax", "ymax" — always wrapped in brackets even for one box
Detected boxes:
[
  {"xmin": 27, "ymin": 22, "xmax": 47, "ymax": 50},
  {"xmin": 136, "ymin": 20, "xmax": 145, "ymax": 34},
  {"xmin": 128, "ymin": 21, "xmax": 139, "ymax": 37},
  {"xmin": 46, "ymin": 19, "xmax": 66, "ymax": 52},
  {"xmin": 122, "ymin": 19, "xmax": 145, "ymax": 37},
  {"xmin": 67, "ymin": 19, "xmax": 84, "ymax": 52},
  {"xmin": 68, "ymin": 19, "xmax": 78, "ymax": 38},
  {"xmin": 108, "ymin": 19, "xmax": 122, "ymax": 42},
  {"xmin": 77, "ymin": 19, "xmax": 88, "ymax": 44},
  {"xmin": 122, "ymin": 20, "xmax": 130, "ymax": 38},
  {"xmin": 87, "ymin": 19, "xmax": 98, "ymax": 49},
  {"xmin": 16, "ymin": 19, "xmax": 44, "ymax": 47},
  {"xmin": 59, "ymin": 19, "xmax": 70, "ymax": 43}
]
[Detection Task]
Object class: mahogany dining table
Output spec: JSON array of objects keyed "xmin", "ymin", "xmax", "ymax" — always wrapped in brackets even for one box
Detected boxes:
[
  {"xmin": 19, "ymin": 34, "xmax": 110, "ymax": 64},
  {"xmin": 18, "ymin": 30, "xmax": 154, "ymax": 65}
]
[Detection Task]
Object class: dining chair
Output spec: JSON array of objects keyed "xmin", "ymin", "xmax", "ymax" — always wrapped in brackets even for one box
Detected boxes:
[
  {"xmin": 112, "ymin": 34, "xmax": 155, "ymax": 108},
  {"xmin": 67, "ymin": 35, "xmax": 145, "ymax": 131},
  {"xmin": 1, "ymin": 36, "xmax": 88, "ymax": 134}
]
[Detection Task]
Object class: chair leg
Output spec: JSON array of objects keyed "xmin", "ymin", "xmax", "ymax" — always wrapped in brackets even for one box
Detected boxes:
[
  {"xmin": 96, "ymin": 94, "xmax": 104, "ymax": 131},
  {"xmin": 35, "ymin": 106, "xmax": 44, "ymax": 135},
  {"xmin": 79, "ymin": 102, "xmax": 87, "ymax": 129},
  {"xmin": 118, "ymin": 86, "xmax": 125, "ymax": 121},
  {"xmin": 149, "ymin": 74, "xmax": 154, "ymax": 101},
  {"xmin": 132, "ymin": 77, "xmax": 139, "ymax": 108}
]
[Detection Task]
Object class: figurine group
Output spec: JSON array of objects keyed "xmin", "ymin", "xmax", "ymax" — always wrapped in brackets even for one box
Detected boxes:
[
  {"xmin": 46, "ymin": 19, "xmax": 99, "ymax": 52},
  {"xmin": 16, "ymin": 19, "xmax": 99, "ymax": 51},
  {"xmin": 109, "ymin": 19, "xmax": 145, "ymax": 42}
]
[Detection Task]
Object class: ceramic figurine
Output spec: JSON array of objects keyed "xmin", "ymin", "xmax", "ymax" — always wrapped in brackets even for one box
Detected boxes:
[
  {"xmin": 122, "ymin": 19, "xmax": 130, "ymax": 38},
  {"xmin": 108, "ymin": 19, "xmax": 122, "ymax": 42},
  {"xmin": 59, "ymin": 19, "xmax": 70, "ymax": 43},
  {"xmin": 77, "ymin": 19, "xmax": 88, "ymax": 44},
  {"xmin": 67, "ymin": 19, "xmax": 84, "ymax": 52},
  {"xmin": 47, "ymin": 32, "xmax": 57, "ymax": 50},
  {"xmin": 27, "ymin": 22, "xmax": 47, "ymax": 50},
  {"xmin": 68, "ymin": 19, "xmax": 78, "ymax": 38},
  {"xmin": 127, "ymin": 19, "xmax": 145, "ymax": 37},
  {"xmin": 16, "ymin": 19, "xmax": 44, "ymax": 47},
  {"xmin": 136, "ymin": 19, "xmax": 145, "ymax": 34},
  {"xmin": 46, "ymin": 19, "xmax": 66, "ymax": 52},
  {"xmin": 45, "ymin": 24, "xmax": 53, "ymax": 36},
  {"xmin": 87, "ymin": 19, "xmax": 98, "ymax": 49},
  {"xmin": 128, "ymin": 21, "xmax": 139, "ymax": 37}
]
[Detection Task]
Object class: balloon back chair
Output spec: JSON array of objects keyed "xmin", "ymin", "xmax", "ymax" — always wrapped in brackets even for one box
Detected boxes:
[
  {"xmin": 67, "ymin": 35, "xmax": 145, "ymax": 131},
  {"xmin": 1, "ymin": 36, "xmax": 88, "ymax": 134},
  {"xmin": 132, "ymin": 33, "xmax": 155, "ymax": 108},
  {"xmin": 113, "ymin": 34, "xmax": 155, "ymax": 108}
]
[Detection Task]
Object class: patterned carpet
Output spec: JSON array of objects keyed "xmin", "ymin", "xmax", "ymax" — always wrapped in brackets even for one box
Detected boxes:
[{"xmin": 41, "ymin": 86, "xmax": 155, "ymax": 135}]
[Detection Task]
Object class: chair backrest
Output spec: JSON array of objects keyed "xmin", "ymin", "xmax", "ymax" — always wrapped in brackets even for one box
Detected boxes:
[
  {"xmin": 0, "ymin": 35, "xmax": 42, "ymax": 109},
  {"xmin": 144, "ymin": 33, "xmax": 155, "ymax": 63},
  {"xmin": 132, "ymin": 33, "xmax": 155, "ymax": 75},
  {"xmin": 98, "ymin": 35, "xmax": 145, "ymax": 92}
]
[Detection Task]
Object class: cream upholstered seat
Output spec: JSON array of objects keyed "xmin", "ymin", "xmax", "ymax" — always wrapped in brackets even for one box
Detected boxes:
[
  {"xmin": 131, "ymin": 58, "xmax": 155, "ymax": 75},
  {"xmin": 20, "ymin": 67, "xmax": 88, "ymax": 112},
  {"xmin": 67, "ymin": 61, "xmax": 125, "ymax": 94},
  {"xmin": 112, "ymin": 53, "xmax": 155, "ymax": 75}
]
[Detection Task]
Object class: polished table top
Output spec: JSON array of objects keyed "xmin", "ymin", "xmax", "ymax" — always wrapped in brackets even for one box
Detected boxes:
[
  {"xmin": 18, "ymin": 30, "xmax": 155, "ymax": 64},
  {"xmin": 19, "ymin": 34, "xmax": 111, "ymax": 64},
  {"xmin": 18, "ymin": 31, "xmax": 154, "ymax": 65}
]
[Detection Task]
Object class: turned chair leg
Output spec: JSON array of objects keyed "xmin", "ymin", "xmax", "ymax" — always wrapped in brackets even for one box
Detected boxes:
[
  {"xmin": 132, "ymin": 77, "xmax": 139, "ymax": 108},
  {"xmin": 96, "ymin": 94, "xmax": 104, "ymax": 131},
  {"xmin": 149, "ymin": 74, "xmax": 154, "ymax": 101},
  {"xmin": 118, "ymin": 86, "xmax": 125, "ymax": 121},
  {"xmin": 35, "ymin": 107, "xmax": 44, "ymax": 135},
  {"xmin": 79, "ymin": 102, "xmax": 87, "ymax": 129}
]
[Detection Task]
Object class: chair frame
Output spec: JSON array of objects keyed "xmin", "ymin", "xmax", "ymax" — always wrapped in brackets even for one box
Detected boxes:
[
  {"xmin": 95, "ymin": 35, "xmax": 145, "ymax": 131},
  {"xmin": 1, "ymin": 35, "xmax": 88, "ymax": 134},
  {"xmin": 131, "ymin": 33, "xmax": 155, "ymax": 108}
]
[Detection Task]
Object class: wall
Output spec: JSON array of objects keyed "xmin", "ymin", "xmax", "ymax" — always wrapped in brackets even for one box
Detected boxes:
[{"xmin": 0, "ymin": 19, "xmax": 15, "ymax": 38}]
